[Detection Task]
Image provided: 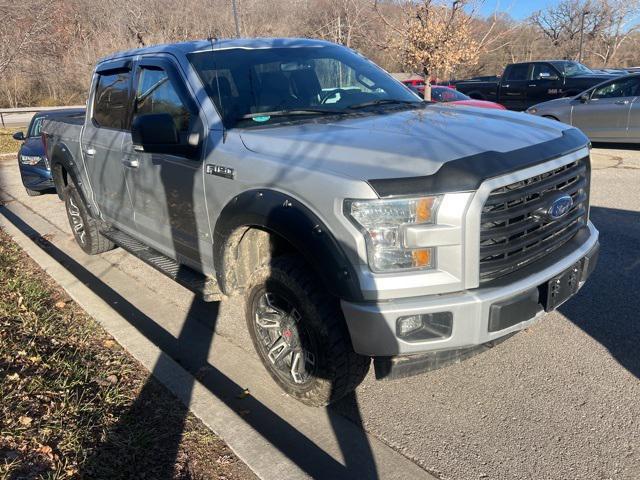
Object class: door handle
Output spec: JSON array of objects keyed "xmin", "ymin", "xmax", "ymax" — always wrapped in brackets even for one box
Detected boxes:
[
  {"xmin": 122, "ymin": 157, "xmax": 140, "ymax": 168},
  {"xmin": 503, "ymin": 84, "xmax": 510, "ymax": 88},
  {"xmin": 528, "ymin": 84, "xmax": 537, "ymax": 87},
  {"xmin": 84, "ymin": 147, "xmax": 96, "ymax": 156},
  {"xmin": 615, "ymin": 100, "xmax": 630, "ymax": 105}
]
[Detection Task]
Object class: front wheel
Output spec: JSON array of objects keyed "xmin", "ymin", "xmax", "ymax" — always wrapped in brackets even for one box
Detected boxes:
[{"xmin": 246, "ymin": 256, "xmax": 369, "ymax": 406}]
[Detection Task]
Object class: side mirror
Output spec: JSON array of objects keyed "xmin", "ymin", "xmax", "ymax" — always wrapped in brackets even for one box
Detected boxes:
[
  {"xmin": 13, "ymin": 131, "xmax": 25, "ymax": 141},
  {"xmin": 131, "ymin": 113, "xmax": 196, "ymax": 156},
  {"xmin": 579, "ymin": 93, "xmax": 590, "ymax": 103}
]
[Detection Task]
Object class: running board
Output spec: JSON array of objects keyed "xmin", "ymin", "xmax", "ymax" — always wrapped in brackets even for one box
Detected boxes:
[{"xmin": 101, "ymin": 228, "xmax": 224, "ymax": 302}]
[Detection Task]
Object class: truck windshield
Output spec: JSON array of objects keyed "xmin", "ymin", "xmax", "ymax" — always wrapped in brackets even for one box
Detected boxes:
[
  {"xmin": 550, "ymin": 61, "xmax": 594, "ymax": 77},
  {"xmin": 187, "ymin": 46, "xmax": 422, "ymax": 127}
]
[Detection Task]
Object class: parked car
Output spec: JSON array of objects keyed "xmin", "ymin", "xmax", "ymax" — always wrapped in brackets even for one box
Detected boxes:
[
  {"xmin": 455, "ymin": 60, "xmax": 619, "ymax": 111},
  {"xmin": 42, "ymin": 38, "xmax": 599, "ymax": 406},
  {"xmin": 13, "ymin": 108, "xmax": 85, "ymax": 196},
  {"xmin": 401, "ymin": 78, "xmax": 426, "ymax": 94},
  {"xmin": 527, "ymin": 73, "xmax": 640, "ymax": 143},
  {"xmin": 430, "ymin": 86, "xmax": 505, "ymax": 110}
]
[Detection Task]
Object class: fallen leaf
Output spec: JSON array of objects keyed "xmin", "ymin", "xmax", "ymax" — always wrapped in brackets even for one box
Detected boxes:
[
  {"xmin": 18, "ymin": 416, "xmax": 32, "ymax": 426},
  {"xmin": 105, "ymin": 374, "xmax": 118, "ymax": 384},
  {"xmin": 54, "ymin": 301, "xmax": 66, "ymax": 309},
  {"xmin": 103, "ymin": 339, "xmax": 115, "ymax": 348},
  {"xmin": 236, "ymin": 388, "xmax": 250, "ymax": 399}
]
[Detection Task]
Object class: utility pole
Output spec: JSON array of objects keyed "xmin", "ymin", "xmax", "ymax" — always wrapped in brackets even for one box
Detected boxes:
[
  {"xmin": 232, "ymin": 0, "xmax": 240, "ymax": 38},
  {"xmin": 578, "ymin": 10, "xmax": 590, "ymax": 63}
]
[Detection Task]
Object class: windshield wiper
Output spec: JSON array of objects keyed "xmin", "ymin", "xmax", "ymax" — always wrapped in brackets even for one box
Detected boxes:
[
  {"xmin": 238, "ymin": 109, "xmax": 346, "ymax": 120},
  {"xmin": 346, "ymin": 99, "xmax": 423, "ymax": 110}
]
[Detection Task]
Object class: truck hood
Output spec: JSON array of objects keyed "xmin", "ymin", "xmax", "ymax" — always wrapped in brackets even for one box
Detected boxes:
[{"xmin": 239, "ymin": 105, "xmax": 572, "ymax": 181}]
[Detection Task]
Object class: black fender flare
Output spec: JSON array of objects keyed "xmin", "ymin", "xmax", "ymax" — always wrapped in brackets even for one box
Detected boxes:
[
  {"xmin": 49, "ymin": 142, "xmax": 97, "ymax": 217},
  {"xmin": 213, "ymin": 189, "xmax": 363, "ymax": 302}
]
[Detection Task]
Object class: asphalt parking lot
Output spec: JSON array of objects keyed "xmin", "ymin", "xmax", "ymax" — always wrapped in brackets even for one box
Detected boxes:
[{"xmin": 0, "ymin": 145, "xmax": 638, "ymax": 480}]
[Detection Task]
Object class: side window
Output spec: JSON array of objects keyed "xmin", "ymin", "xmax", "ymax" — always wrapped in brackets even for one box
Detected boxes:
[
  {"xmin": 505, "ymin": 64, "xmax": 530, "ymax": 81},
  {"xmin": 592, "ymin": 78, "xmax": 640, "ymax": 99},
  {"xmin": 93, "ymin": 70, "xmax": 131, "ymax": 130},
  {"xmin": 134, "ymin": 67, "xmax": 191, "ymax": 132},
  {"xmin": 532, "ymin": 64, "xmax": 558, "ymax": 80}
]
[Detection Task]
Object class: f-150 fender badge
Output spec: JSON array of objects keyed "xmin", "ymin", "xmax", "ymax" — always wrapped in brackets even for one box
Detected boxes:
[{"xmin": 206, "ymin": 164, "xmax": 235, "ymax": 179}]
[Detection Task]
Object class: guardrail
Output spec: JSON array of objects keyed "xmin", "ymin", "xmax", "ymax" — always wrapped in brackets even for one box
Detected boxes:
[{"xmin": 0, "ymin": 105, "xmax": 85, "ymax": 127}]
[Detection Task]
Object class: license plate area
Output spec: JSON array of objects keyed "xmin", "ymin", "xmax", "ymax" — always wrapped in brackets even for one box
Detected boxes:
[{"xmin": 539, "ymin": 261, "xmax": 583, "ymax": 312}]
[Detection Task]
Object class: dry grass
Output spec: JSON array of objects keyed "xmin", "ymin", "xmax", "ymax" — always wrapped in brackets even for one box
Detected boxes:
[
  {"xmin": 0, "ymin": 231, "xmax": 256, "ymax": 480},
  {"xmin": 0, "ymin": 128, "xmax": 21, "ymax": 155}
]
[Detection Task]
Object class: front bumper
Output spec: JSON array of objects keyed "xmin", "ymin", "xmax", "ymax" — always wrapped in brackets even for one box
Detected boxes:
[
  {"xmin": 20, "ymin": 164, "xmax": 54, "ymax": 191},
  {"xmin": 341, "ymin": 221, "xmax": 599, "ymax": 357}
]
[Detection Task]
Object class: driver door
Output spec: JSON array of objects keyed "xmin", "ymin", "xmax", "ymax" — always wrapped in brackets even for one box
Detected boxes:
[
  {"xmin": 121, "ymin": 57, "xmax": 211, "ymax": 270},
  {"xmin": 571, "ymin": 77, "xmax": 637, "ymax": 140}
]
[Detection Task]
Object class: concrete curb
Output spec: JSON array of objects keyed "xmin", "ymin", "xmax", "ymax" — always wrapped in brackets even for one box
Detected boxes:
[{"xmin": 0, "ymin": 203, "xmax": 437, "ymax": 480}]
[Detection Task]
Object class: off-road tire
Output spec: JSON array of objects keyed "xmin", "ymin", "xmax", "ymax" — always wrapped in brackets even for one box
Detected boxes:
[
  {"xmin": 63, "ymin": 179, "xmax": 114, "ymax": 255},
  {"xmin": 25, "ymin": 188, "xmax": 43, "ymax": 197},
  {"xmin": 246, "ymin": 255, "xmax": 370, "ymax": 407}
]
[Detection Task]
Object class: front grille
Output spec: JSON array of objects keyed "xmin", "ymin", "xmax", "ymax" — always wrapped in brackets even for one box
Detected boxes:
[{"xmin": 479, "ymin": 157, "xmax": 589, "ymax": 282}]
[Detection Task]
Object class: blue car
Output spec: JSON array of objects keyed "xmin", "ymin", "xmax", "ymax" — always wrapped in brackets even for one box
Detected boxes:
[{"xmin": 13, "ymin": 108, "xmax": 85, "ymax": 196}]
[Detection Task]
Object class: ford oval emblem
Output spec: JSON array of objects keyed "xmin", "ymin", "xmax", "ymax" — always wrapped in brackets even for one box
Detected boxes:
[{"xmin": 548, "ymin": 194, "xmax": 573, "ymax": 219}]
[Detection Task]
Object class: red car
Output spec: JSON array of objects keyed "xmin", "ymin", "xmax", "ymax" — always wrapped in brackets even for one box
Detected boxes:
[
  {"xmin": 402, "ymin": 81, "xmax": 505, "ymax": 110},
  {"xmin": 429, "ymin": 86, "xmax": 506, "ymax": 110}
]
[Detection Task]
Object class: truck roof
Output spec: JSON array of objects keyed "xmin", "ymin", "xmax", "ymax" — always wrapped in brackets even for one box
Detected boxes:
[{"xmin": 98, "ymin": 37, "xmax": 337, "ymax": 64}]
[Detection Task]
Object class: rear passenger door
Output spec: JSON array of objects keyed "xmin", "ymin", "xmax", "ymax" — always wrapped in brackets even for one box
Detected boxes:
[
  {"xmin": 499, "ymin": 64, "xmax": 530, "ymax": 110},
  {"xmin": 81, "ymin": 61, "xmax": 136, "ymax": 229},
  {"xmin": 121, "ymin": 57, "xmax": 211, "ymax": 270}
]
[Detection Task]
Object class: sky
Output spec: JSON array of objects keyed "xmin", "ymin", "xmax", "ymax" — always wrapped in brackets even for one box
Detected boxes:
[{"xmin": 478, "ymin": 0, "xmax": 560, "ymax": 20}]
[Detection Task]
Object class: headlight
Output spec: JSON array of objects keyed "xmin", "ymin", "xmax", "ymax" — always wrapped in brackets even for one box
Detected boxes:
[
  {"xmin": 345, "ymin": 196, "xmax": 440, "ymax": 272},
  {"xmin": 19, "ymin": 155, "xmax": 44, "ymax": 166},
  {"xmin": 527, "ymin": 107, "xmax": 538, "ymax": 114}
]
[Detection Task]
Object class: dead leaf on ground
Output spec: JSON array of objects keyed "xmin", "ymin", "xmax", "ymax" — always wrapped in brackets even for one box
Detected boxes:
[
  {"xmin": 236, "ymin": 388, "xmax": 250, "ymax": 399},
  {"xmin": 18, "ymin": 416, "xmax": 32, "ymax": 426},
  {"xmin": 103, "ymin": 339, "xmax": 115, "ymax": 348},
  {"xmin": 105, "ymin": 374, "xmax": 118, "ymax": 384},
  {"xmin": 54, "ymin": 301, "xmax": 66, "ymax": 309}
]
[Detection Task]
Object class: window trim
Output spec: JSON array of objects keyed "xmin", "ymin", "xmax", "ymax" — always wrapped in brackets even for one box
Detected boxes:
[
  {"xmin": 91, "ymin": 66, "xmax": 135, "ymax": 132},
  {"xmin": 591, "ymin": 77, "xmax": 640, "ymax": 100},
  {"xmin": 504, "ymin": 63, "xmax": 532, "ymax": 82},
  {"xmin": 532, "ymin": 62, "xmax": 560, "ymax": 81},
  {"xmin": 130, "ymin": 57, "xmax": 199, "ymax": 132}
]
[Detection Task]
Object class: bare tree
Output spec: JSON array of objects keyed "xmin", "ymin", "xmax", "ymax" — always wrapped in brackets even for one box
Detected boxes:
[
  {"xmin": 589, "ymin": 0, "xmax": 640, "ymax": 66},
  {"xmin": 375, "ymin": 0, "xmax": 480, "ymax": 99},
  {"xmin": 530, "ymin": 0, "xmax": 608, "ymax": 60}
]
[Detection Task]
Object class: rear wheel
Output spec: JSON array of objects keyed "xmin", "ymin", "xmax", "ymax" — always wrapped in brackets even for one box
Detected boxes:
[
  {"xmin": 246, "ymin": 256, "xmax": 370, "ymax": 406},
  {"xmin": 63, "ymin": 179, "xmax": 114, "ymax": 255}
]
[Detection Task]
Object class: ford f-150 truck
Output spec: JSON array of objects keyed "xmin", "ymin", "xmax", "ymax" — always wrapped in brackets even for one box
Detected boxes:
[
  {"xmin": 42, "ymin": 39, "xmax": 599, "ymax": 406},
  {"xmin": 456, "ymin": 60, "xmax": 618, "ymax": 111}
]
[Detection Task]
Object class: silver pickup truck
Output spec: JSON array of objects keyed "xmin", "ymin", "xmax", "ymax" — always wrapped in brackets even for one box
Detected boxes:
[{"xmin": 42, "ymin": 38, "xmax": 599, "ymax": 406}]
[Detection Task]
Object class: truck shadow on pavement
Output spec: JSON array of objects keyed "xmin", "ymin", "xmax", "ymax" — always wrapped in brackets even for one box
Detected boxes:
[
  {"xmin": 0, "ymin": 207, "xmax": 380, "ymax": 478},
  {"xmin": 559, "ymin": 206, "xmax": 640, "ymax": 379}
]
